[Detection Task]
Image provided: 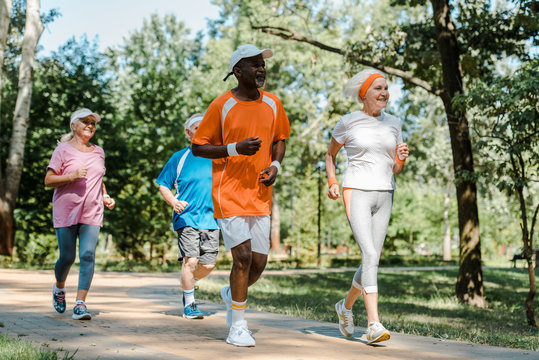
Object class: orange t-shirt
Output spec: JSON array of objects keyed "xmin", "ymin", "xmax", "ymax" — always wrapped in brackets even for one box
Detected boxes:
[{"xmin": 192, "ymin": 89, "xmax": 290, "ymax": 218}]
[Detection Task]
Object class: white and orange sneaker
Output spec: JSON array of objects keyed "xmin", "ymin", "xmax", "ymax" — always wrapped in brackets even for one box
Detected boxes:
[
  {"xmin": 335, "ymin": 299, "xmax": 354, "ymax": 337},
  {"xmin": 366, "ymin": 321, "xmax": 390, "ymax": 344}
]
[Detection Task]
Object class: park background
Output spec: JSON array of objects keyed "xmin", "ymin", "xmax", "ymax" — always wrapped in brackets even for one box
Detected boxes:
[{"xmin": 0, "ymin": 0, "xmax": 537, "ymax": 355}]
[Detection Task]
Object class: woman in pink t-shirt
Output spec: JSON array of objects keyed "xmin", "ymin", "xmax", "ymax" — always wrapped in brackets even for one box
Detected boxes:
[{"xmin": 45, "ymin": 108, "xmax": 115, "ymax": 320}]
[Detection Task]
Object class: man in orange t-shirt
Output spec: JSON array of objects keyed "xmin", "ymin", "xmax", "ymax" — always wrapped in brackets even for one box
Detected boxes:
[{"xmin": 192, "ymin": 44, "xmax": 290, "ymax": 347}]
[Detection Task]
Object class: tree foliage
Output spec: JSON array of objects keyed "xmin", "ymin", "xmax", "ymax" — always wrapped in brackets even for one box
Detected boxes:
[
  {"xmin": 457, "ymin": 59, "xmax": 538, "ymax": 325},
  {"xmin": 0, "ymin": 2, "xmax": 535, "ymax": 314}
]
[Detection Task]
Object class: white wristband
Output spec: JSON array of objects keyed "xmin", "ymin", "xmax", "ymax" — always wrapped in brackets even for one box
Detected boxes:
[
  {"xmin": 227, "ymin": 142, "xmax": 239, "ymax": 156},
  {"xmin": 270, "ymin": 160, "xmax": 281, "ymax": 173},
  {"xmin": 103, "ymin": 194, "xmax": 111, "ymax": 199}
]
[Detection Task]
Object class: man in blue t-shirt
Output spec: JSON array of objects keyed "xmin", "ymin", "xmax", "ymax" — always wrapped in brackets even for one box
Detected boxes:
[{"xmin": 156, "ymin": 113, "xmax": 219, "ymax": 319}]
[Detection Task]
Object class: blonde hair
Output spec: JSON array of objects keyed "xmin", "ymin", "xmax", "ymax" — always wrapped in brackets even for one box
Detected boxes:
[
  {"xmin": 60, "ymin": 121, "xmax": 76, "ymax": 143},
  {"xmin": 344, "ymin": 68, "xmax": 386, "ymax": 104},
  {"xmin": 59, "ymin": 132, "xmax": 74, "ymax": 143}
]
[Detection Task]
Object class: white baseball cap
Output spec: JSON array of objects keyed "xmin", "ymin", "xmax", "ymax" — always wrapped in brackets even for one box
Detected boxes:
[
  {"xmin": 229, "ymin": 44, "xmax": 273, "ymax": 71},
  {"xmin": 70, "ymin": 108, "xmax": 101, "ymax": 125}
]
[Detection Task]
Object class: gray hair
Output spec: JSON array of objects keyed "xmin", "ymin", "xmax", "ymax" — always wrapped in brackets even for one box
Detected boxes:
[
  {"xmin": 184, "ymin": 113, "xmax": 204, "ymax": 129},
  {"xmin": 344, "ymin": 68, "xmax": 385, "ymax": 104}
]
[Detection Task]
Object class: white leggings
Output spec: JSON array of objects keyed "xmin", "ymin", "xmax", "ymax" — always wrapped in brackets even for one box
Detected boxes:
[{"xmin": 343, "ymin": 189, "xmax": 393, "ymax": 294}]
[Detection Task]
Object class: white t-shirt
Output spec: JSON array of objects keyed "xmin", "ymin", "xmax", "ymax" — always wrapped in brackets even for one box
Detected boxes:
[{"xmin": 332, "ymin": 110, "xmax": 402, "ymax": 191}]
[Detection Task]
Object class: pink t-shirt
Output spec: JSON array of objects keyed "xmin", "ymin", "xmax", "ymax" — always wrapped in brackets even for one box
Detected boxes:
[{"xmin": 47, "ymin": 142, "xmax": 106, "ymax": 228}]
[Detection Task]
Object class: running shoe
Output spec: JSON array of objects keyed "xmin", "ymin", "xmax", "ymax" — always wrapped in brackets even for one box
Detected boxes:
[
  {"xmin": 226, "ymin": 320, "xmax": 255, "ymax": 347},
  {"xmin": 366, "ymin": 321, "xmax": 390, "ymax": 344},
  {"xmin": 183, "ymin": 302, "xmax": 204, "ymax": 319},
  {"xmin": 72, "ymin": 302, "xmax": 92, "ymax": 320},
  {"xmin": 52, "ymin": 286, "xmax": 66, "ymax": 313},
  {"xmin": 335, "ymin": 299, "xmax": 354, "ymax": 337},
  {"xmin": 221, "ymin": 285, "xmax": 232, "ymax": 327}
]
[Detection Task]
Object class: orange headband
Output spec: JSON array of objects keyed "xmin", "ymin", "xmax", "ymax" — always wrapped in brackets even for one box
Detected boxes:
[{"xmin": 359, "ymin": 73, "xmax": 385, "ymax": 100}]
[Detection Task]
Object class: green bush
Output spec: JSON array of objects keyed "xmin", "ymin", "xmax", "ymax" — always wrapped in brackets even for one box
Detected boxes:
[{"xmin": 14, "ymin": 234, "xmax": 57, "ymax": 267}]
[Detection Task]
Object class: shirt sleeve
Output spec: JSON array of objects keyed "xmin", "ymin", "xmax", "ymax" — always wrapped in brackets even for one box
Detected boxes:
[
  {"xmin": 331, "ymin": 117, "xmax": 346, "ymax": 145},
  {"xmin": 191, "ymin": 101, "xmax": 223, "ymax": 146},
  {"xmin": 273, "ymin": 99, "xmax": 291, "ymax": 142},
  {"xmin": 156, "ymin": 152, "xmax": 181, "ymax": 190},
  {"xmin": 47, "ymin": 145, "xmax": 64, "ymax": 174}
]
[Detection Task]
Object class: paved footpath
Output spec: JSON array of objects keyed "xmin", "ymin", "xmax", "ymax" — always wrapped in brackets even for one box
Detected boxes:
[{"xmin": 0, "ymin": 269, "xmax": 536, "ymax": 360}]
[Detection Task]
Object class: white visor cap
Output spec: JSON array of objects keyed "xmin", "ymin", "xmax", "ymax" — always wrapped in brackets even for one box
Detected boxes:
[
  {"xmin": 70, "ymin": 108, "xmax": 101, "ymax": 125},
  {"xmin": 229, "ymin": 44, "xmax": 273, "ymax": 71}
]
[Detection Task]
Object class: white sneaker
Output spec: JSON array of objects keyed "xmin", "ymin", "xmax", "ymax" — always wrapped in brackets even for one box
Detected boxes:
[
  {"xmin": 221, "ymin": 285, "xmax": 232, "ymax": 327},
  {"xmin": 226, "ymin": 320, "xmax": 255, "ymax": 347},
  {"xmin": 366, "ymin": 321, "xmax": 390, "ymax": 344},
  {"xmin": 335, "ymin": 299, "xmax": 354, "ymax": 337}
]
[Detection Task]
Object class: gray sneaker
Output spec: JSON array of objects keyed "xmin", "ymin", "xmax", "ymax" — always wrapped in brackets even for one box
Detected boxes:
[
  {"xmin": 335, "ymin": 299, "xmax": 354, "ymax": 337},
  {"xmin": 221, "ymin": 285, "xmax": 232, "ymax": 327},
  {"xmin": 366, "ymin": 321, "xmax": 390, "ymax": 344},
  {"xmin": 226, "ymin": 320, "xmax": 255, "ymax": 347}
]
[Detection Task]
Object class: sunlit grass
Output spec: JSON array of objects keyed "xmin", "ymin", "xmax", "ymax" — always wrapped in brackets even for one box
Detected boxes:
[
  {"xmin": 0, "ymin": 335, "xmax": 76, "ymax": 360},
  {"xmin": 196, "ymin": 268, "xmax": 539, "ymax": 350}
]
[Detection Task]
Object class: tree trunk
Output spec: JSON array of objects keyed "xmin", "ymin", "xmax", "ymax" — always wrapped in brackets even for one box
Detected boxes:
[
  {"xmin": 431, "ymin": 0, "xmax": 484, "ymax": 307},
  {"xmin": 0, "ymin": 0, "xmax": 44, "ymax": 256},
  {"xmin": 526, "ymin": 260, "xmax": 537, "ymax": 326},
  {"xmin": 0, "ymin": 0, "xmax": 12, "ymax": 123},
  {"xmin": 443, "ymin": 178, "xmax": 452, "ymax": 261},
  {"xmin": 512, "ymin": 152, "xmax": 537, "ymax": 326},
  {"xmin": 0, "ymin": 0, "xmax": 13, "ymax": 254},
  {"xmin": 270, "ymin": 191, "xmax": 281, "ymax": 251}
]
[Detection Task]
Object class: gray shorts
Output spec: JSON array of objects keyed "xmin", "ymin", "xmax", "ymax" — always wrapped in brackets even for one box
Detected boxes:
[{"xmin": 176, "ymin": 227, "xmax": 219, "ymax": 265}]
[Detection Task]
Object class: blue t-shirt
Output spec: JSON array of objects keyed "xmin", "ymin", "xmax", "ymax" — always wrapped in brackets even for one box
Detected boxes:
[{"xmin": 156, "ymin": 147, "xmax": 218, "ymax": 231}]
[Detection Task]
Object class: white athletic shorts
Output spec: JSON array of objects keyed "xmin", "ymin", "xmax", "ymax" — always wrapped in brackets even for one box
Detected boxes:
[{"xmin": 217, "ymin": 215, "xmax": 270, "ymax": 255}]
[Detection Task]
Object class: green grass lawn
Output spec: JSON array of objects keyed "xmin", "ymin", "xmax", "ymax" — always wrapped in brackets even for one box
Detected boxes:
[
  {"xmin": 195, "ymin": 267, "xmax": 539, "ymax": 350},
  {"xmin": 0, "ymin": 334, "xmax": 75, "ymax": 360}
]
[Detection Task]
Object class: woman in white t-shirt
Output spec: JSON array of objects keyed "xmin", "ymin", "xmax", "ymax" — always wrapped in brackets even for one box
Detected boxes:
[{"xmin": 325, "ymin": 69, "xmax": 409, "ymax": 344}]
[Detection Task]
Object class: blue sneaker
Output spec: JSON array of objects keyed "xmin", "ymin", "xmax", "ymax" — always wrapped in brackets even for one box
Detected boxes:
[
  {"xmin": 72, "ymin": 302, "xmax": 92, "ymax": 320},
  {"xmin": 183, "ymin": 302, "xmax": 204, "ymax": 319},
  {"xmin": 52, "ymin": 286, "xmax": 66, "ymax": 313}
]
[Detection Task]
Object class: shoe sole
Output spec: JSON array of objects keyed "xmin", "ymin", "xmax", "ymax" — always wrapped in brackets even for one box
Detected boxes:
[
  {"xmin": 335, "ymin": 301, "xmax": 353, "ymax": 338},
  {"xmin": 72, "ymin": 313, "xmax": 91, "ymax": 320},
  {"xmin": 183, "ymin": 314, "xmax": 204, "ymax": 319},
  {"xmin": 367, "ymin": 331, "xmax": 390, "ymax": 344},
  {"xmin": 226, "ymin": 338, "xmax": 255, "ymax": 347}
]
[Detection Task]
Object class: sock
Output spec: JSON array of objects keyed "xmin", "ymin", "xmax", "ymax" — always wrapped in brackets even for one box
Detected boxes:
[
  {"xmin": 231, "ymin": 299, "xmax": 247, "ymax": 325},
  {"xmin": 183, "ymin": 288, "xmax": 195, "ymax": 306},
  {"xmin": 75, "ymin": 300, "xmax": 85, "ymax": 305},
  {"xmin": 342, "ymin": 302, "xmax": 352, "ymax": 312},
  {"xmin": 53, "ymin": 284, "xmax": 65, "ymax": 293}
]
